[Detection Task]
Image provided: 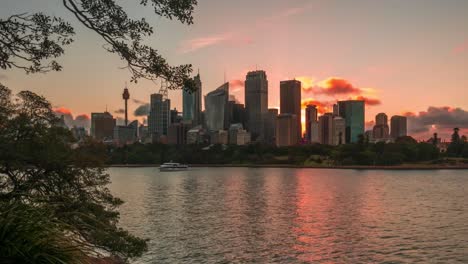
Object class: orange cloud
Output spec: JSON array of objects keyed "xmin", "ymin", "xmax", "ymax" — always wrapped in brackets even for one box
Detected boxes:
[
  {"xmin": 320, "ymin": 78, "xmax": 362, "ymax": 95},
  {"xmin": 54, "ymin": 107, "xmax": 72, "ymax": 115},
  {"xmin": 301, "ymin": 98, "xmax": 334, "ymax": 114},
  {"xmin": 353, "ymin": 96, "xmax": 382, "ymax": 106}
]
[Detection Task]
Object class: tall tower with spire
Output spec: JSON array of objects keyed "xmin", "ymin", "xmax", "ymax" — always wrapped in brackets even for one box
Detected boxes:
[{"xmin": 122, "ymin": 85, "xmax": 130, "ymax": 126}]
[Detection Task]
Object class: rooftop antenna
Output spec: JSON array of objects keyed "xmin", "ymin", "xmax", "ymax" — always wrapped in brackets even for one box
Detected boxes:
[{"xmin": 158, "ymin": 78, "xmax": 169, "ymax": 100}]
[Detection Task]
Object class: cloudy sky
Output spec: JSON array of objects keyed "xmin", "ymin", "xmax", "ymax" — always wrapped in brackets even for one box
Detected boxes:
[{"xmin": 1, "ymin": 0, "xmax": 467, "ymax": 139}]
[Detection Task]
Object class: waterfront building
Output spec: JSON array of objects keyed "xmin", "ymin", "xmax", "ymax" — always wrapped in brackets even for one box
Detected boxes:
[
  {"xmin": 168, "ymin": 121, "xmax": 191, "ymax": 145},
  {"xmin": 280, "ymin": 80, "xmax": 302, "ymax": 142},
  {"xmin": 113, "ymin": 122, "xmax": 138, "ymax": 147},
  {"xmin": 305, "ymin": 105, "xmax": 318, "ymax": 142},
  {"xmin": 148, "ymin": 93, "xmax": 170, "ymax": 142},
  {"xmin": 276, "ymin": 114, "xmax": 298, "ymax": 147},
  {"xmin": 210, "ymin": 130, "xmax": 229, "ymax": 145},
  {"xmin": 338, "ymin": 100, "xmax": 365, "ymax": 143},
  {"xmin": 187, "ymin": 126, "xmax": 208, "ymax": 144},
  {"xmin": 91, "ymin": 112, "xmax": 116, "ymax": 141},
  {"xmin": 373, "ymin": 113, "xmax": 390, "ymax": 140},
  {"xmin": 310, "ymin": 121, "xmax": 320, "ymax": 143},
  {"xmin": 205, "ymin": 82, "xmax": 229, "ymax": 131},
  {"xmin": 138, "ymin": 125, "xmax": 151, "ymax": 143},
  {"xmin": 245, "ymin": 70, "xmax": 268, "ymax": 141},
  {"xmin": 318, "ymin": 113, "xmax": 334, "ymax": 145},
  {"xmin": 390, "ymin": 115, "xmax": 408, "ymax": 139}
]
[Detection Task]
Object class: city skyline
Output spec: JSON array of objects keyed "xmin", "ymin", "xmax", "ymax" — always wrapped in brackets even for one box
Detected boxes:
[{"xmin": 1, "ymin": 0, "xmax": 467, "ymax": 140}]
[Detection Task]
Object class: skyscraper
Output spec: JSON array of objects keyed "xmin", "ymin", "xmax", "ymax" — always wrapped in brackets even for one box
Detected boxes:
[
  {"xmin": 332, "ymin": 116, "xmax": 346, "ymax": 145},
  {"xmin": 148, "ymin": 93, "xmax": 170, "ymax": 141},
  {"xmin": 245, "ymin": 70, "xmax": 268, "ymax": 141},
  {"xmin": 91, "ymin": 112, "xmax": 116, "ymax": 141},
  {"xmin": 318, "ymin": 113, "xmax": 334, "ymax": 145},
  {"xmin": 373, "ymin": 113, "xmax": 390, "ymax": 139},
  {"xmin": 265, "ymin": 108, "xmax": 278, "ymax": 145},
  {"xmin": 183, "ymin": 73, "xmax": 202, "ymax": 125},
  {"xmin": 276, "ymin": 114, "xmax": 298, "ymax": 147},
  {"xmin": 305, "ymin": 105, "xmax": 318, "ymax": 142},
  {"xmin": 205, "ymin": 82, "xmax": 229, "ymax": 131},
  {"xmin": 338, "ymin": 100, "xmax": 365, "ymax": 143},
  {"xmin": 280, "ymin": 80, "xmax": 302, "ymax": 142},
  {"xmin": 390, "ymin": 115, "xmax": 408, "ymax": 139}
]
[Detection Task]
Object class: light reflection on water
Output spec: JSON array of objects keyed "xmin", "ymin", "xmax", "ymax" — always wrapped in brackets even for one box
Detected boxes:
[{"xmin": 109, "ymin": 168, "xmax": 468, "ymax": 263}]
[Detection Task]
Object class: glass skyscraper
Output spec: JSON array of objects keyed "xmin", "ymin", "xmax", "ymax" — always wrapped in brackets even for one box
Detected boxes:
[
  {"xmin": 205, "ymin": 82, "xmax": 229, "ymax": 131},
  {"xmin": 338, "ymin": 100, "xmax": 365, "ymax": 143},
  {"xmin": 183, "ymin": 74, "xmax": 202, "ymax": 125},
  {"xmin": 148, "ymin": 93, "xmax": 170, "ymax": 139}
]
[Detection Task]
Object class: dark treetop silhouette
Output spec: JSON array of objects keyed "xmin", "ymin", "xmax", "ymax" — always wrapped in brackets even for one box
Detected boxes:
[{"xmin": 0, "ymin": 0, "xmax": 198, "ymax": 90}]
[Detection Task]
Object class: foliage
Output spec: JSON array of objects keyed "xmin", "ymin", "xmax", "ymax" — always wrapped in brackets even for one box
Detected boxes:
[
  {"xmin": 0, "ymin": 0, "xmax": 198, "ymax": 90},
  {"xmin": 0, "ymin": 202, "xmax": 85, "ymax": 264},
  {"xmin": 0, "ymin": 85, "xmax": 147, "ymax": 262},
  {"xmin": 106, "ymin": 138, "xmax": 446, "ymax": 167},
  {"xmin": 447, "ymin": 128, "xmax": 464, "ymax": 157},
  {"xmin": 0, "ymin": 13, "xmax": 74, "ymax": 73}
]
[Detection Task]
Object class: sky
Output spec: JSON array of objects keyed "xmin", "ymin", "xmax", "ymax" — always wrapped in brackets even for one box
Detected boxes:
[{"xmin": 1, "ymin": 0, "xmax": 467, "ymax": 140}]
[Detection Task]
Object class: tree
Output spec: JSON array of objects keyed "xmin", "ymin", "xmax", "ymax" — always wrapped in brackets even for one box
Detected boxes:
[
  {"xmin": 448, "ymin": 127, "xmax": 463, "ymax": 157},
  {"xmin": 0, "ymin": 0, "xmax": 198, "ymax": 90},
  {"xmin": 451, "ymin": 128, "xmax": 461, "ymax": 144},
  {"xmin": 432, "ymin": 133, "xmax": 438, "ymax": 145},
  {"xmin": 0, "ymin": 85, "xmax": 146, "ymax": 262}
]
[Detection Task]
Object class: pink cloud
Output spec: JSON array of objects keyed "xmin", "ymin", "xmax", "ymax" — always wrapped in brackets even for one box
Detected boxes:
[
  {"xmin": 454, "ymin": 40, "xmax": 468, "ymax": 54},
  {"xmin": 179, "ymin": 33, "xmax": 232, "ymax": 54},
  {"xmin": 179, "ymin": 2, "xmax": 319, "ymax": 54}
]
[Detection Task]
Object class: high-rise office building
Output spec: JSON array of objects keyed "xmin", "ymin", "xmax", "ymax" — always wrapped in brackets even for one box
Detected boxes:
[
  {"xmin": 113, "ymin": 120, "xmax": 138, "ymax": 147},
  {"xmin": 305, "ymin": 105, "xmax": 318, "ymax": 142},
  {"xmin": 91, "ymin": 112, "xmax": 116, "ymax": 141},
  {"xmin": 170, "ymin": 108, "xmax": 183, "ymax": 124},
  {"xmin": 338, "ymin": 100, "xmax": 365, "ymax": 143},
  {"xmin": 168, "ymin": 121, "xmax": 191, "ymax": 145},
  {"xmin": 280, "ymin": 80, "xmax": 302, "ymax": 142},
  {"xmin": 318, "ymin": 113, "xmax": 334, "ymax": 145},
  {"xmin": 245, "ymin": 70, "xmax": 268, "ymax": 141},
  {"xmin": 373, "ymin": 113, "xmax": 390, "ymax": 139},
  {"xmin": 332, "ymin": 116, "xmax": 346, "ymax": 145},
  {"xmin": 229, "ymin": 103, "xmax": 245, "ymax": 128},
  {"xmin": 148, "ymin": 93, "xmax": 170, "ymax": 141},
  {"xmin": 333, "ymin": 104, "xmax": 339, "ymax": 116},
  {"xmin": 276, "ymin": 114, "xmax": 298, "ymax": 147},
  {"xmin": 205, "ymin": 82, "xmax": 229, "ymax": 131},
  {"xmin": 390, "ymin": 115, "xmax": 408, "ymax": 139},
  {"xmin": 265, "ymin": 108, "xmax": 278, "ymax": 145},
  {"xmin": 183, "ymin": 74, "xmax": 202, "ymax": 125}
]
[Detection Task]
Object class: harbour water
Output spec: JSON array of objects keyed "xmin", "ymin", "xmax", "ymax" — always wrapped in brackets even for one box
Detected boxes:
[{"xmin": 109, "ymin": 167, "xmax": 468, "ymax": 263}]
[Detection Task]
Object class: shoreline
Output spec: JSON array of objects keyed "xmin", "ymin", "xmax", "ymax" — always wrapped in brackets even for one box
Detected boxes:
[{"xmin": 108, "ymin": 164, "xmax": 468, "ymax": 170}]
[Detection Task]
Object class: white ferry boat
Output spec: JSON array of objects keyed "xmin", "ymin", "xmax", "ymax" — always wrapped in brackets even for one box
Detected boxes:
[{"xmin": 159, "ymin": 162, "xmax": 189, "ymax": 172}]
